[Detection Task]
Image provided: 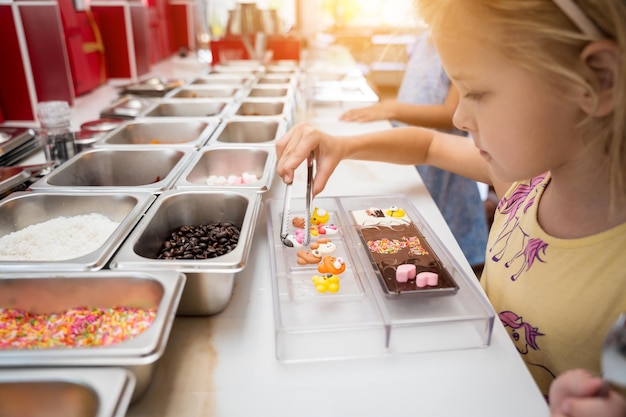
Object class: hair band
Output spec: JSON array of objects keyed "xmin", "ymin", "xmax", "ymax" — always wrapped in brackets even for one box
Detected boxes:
[{"xmin": 551, "ymin": 0, "xmax": 603, "ymax": 39}]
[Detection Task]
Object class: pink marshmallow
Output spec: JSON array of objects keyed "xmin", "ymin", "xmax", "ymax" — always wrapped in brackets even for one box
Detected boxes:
[
  {"xmin": 415, "ymin": 273, "xmax": 428, "ymax": 287},
  {"xmin": 396, "ymin": 264, "xmax": 416, "ymax": 283},
  {"xmin": 416, "ymin": 271, "xmax": 439, "ymax": 287}
]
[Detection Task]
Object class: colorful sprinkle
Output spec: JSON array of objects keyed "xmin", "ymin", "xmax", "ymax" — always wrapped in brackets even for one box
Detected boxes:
[
  {"xmin": 0, "ymin": 306, "xmax": 157, "ymax": 349},
  {"xmin": 367, "ymin": 236, "xmax": 428, "ymax": 256}
]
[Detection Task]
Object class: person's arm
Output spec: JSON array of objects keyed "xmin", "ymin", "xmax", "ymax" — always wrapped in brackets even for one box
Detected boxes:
[
  {"xmin": 549, "ymin": 369, "xmax": 626, "ymax": 417},
  {"xmin": 275, "ymin": 123, "xmax": 502, "ymax": 197},
  {"xmin": 339, "ymin": 84, "xmax": 460, "ymax": 130}
]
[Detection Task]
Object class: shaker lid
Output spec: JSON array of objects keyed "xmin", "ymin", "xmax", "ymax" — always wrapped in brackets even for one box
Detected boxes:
[{"xmin": 36, "ymin": 101, "xmax": 71, "ymax": 124}]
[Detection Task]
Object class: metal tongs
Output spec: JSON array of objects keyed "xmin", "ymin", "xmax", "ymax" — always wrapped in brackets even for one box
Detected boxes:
[{"xmin": 280, "ymin": 153, "xmax": 314, "ymax": 247}]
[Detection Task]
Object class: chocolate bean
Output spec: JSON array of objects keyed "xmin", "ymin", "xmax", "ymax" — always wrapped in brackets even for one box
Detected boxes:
[{"xmin": 156, "ymin": 221, "xmax": 241, "ymax": 260}]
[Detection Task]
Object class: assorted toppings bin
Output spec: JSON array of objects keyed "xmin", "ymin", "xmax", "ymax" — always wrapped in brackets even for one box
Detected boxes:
[
  {"xmin": 109, "ymin": 189, "xmax": 262, "ymax": 316},
  {"xmin": 95, "ymin": 118, "xmax": 218, "ymax": 148},
  {"xmin": 210, "ymin": 64, "xmax": 262, "ymax": 75},
  {"xmin": 29, "ymin": 147, "xmax": 195, "ymax": 193},
  {"xmin": 234, "ymin": 99, "xmax": 289, "ymax": 118},
  {"xmin": 0, "ymin": 367, "xmax": 136, "ymax": 417},
  {"xmin": 247, "ymin": 86, "xmax": 292, "ymax": 98},
  {"xmin": 167, "ymin": 86, "xmax": 242, "ymax": 99},
  {"xmin": 140, "ymin": 99, "xmax": 231, "ymax": 119},
  {"xmin": 118, "ymin": 77, "xmax": 184, "ymax": 97},
  {"xmin": 0, "ymin": 191, "xmax": 155, "ymax": 272},
  {"xmin": 209, "ymin": 117, "xmax": 287, "ymax": 147},
  {"xmin": 231, "ymin": 98, "xmax": 294, "ymax": 126},
  {"xmin": 173, "ymin": 146, "xmax": 276, "ymax": 193},
  {"xmin": 0, "ymin": 270, "xmax": 185, "ymax": 402},
  {"xmin": 190, "ymin": 74, "xmax": 255, "ymax": 87},
  {"xmin": 256, "ymin": 74, "xmax": 295, "ymax": 85},
  {"xmin": 99, "ymin": 96, "xmax": 158, "ymax": 119}
]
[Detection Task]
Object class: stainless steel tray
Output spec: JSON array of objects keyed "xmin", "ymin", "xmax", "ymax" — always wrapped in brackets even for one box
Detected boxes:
[
  {"xmin": 0, "ymin": 270, "xmax": 185, "ymax": 402},
  {"xmin": 94, "ymin": 117, "xmax": 219, "ymax": 149},
  {"xmin": 173, "ymin": 146, "xmax": 276, "ymax": 193},
  {"xmin": 0, "ymin": 191, "xmax": 155, "ymax": 272},
  {"xmin": 0, "ymin": 367, "xmax": 135, "ymax": 417},
  {"xmin": 110, "ymin": 189, "xmax": 262, "ymax": 316},
  {"xmin": 119, "ymin": 77, "xmax": 184, "ymax": 97},
  {"xmin": 100, "ymin": 96, "xmax": 158, "ymax": 119},
  {"xmin": 30, "ymin": 147, "xmax": 194, "ymax": 193},
  {"xmin": 0, "ymin": 127, "xmax": 39, "ymax": 166}
]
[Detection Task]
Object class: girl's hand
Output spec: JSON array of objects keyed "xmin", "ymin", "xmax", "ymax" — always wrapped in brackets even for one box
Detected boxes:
[
  {"xmin": 275, "ymin": 123, "xmax": 344, "ymax": 197},
  {"xmin": 339, "ymin": 102, "xmax": 393, "ymax": 122},
  {"xmin": 549, "ymin": 369, "xmax": 626, "ymax": 417}
]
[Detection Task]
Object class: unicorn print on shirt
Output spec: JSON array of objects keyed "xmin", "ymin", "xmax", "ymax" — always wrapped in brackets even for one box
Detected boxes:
[
  {"xmin": 489, "ymin": 175, "xmax": 549, "ymax": 281},
  {"xmin": 499, "ymin": 310, "xmax": 556, "ymax": 384}
]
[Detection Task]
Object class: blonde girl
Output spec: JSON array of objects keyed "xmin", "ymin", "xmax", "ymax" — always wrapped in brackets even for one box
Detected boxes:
[{"xmin": 276, "ymin": 0, "xmax": 626, "ymax": 404}]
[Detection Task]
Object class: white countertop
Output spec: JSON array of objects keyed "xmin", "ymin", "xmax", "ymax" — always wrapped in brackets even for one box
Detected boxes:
[{"xmin": 13, "ymin": 54, "xmax": 549, "ymax": 417}]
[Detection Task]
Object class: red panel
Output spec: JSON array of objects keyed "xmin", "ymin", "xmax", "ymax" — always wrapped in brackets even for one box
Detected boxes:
[
  {"xmin": 210, "ymin": 38, "xmax": 249, "ymax": 64},
  {"xmin": 76, "ymin": 11, "xmax": 108, "ymax": 93},
  {"xmin": 58, "ymin": 0, "xmax": 106, "ymax": 95},
  {"xmin": 130, "ymin": 4, "xmax": 150, "ymax": 76},
  {"xmin": 147, "ymin": 0, "xmax": 171, "ymax": 60},
  {"xmin": 268, "ymin": 36, "xmax": 301, "ymax": 61},
  {"xmin": 146, "ymin": 5, "xmax": 173, "ymax": 60},
  {"xmin": 0, "ymin": 5, "xmax": 34, "ymax": 121},
  {"xmin": 169, "ymin": 3, "xmax": 192, "ymax": 51},
  {"xmin": 148, "ymin": 8, "xmax": 161, "ymax": 62},
  {"xmin": 91, "ymin": 5, "xmax": 132, "ymax": 78},
  {"xmin": 154, "ymin": 0, "xmax": 169, "ymax": 16},
  {"xmin": 159, "ymin": 8, "xmax": 174, "ymax": 56},
  {"xmin": 210, "ymin": 36, "xmax": 301, "ymax": 64},
  {"xmin": 57, "ymin": 0, "xmax": 80, "ymax": 30},
  {"xmin": 19, "ymin": 3, "xmax": 75, "ymax": 104}
]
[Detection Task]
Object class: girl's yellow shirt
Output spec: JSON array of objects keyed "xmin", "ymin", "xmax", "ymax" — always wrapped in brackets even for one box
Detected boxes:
[{"xmin": 481, "ymin": 173, "xmax": 626, "ymax": 396}]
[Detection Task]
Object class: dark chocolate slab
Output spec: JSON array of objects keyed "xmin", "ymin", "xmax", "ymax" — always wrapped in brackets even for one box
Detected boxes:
[{"xmin": 355, "ymin": 216, "xmax": 458, "ymax": 296}]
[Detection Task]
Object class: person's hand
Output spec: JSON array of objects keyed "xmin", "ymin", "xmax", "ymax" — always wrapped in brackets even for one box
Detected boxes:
[
  {"xmin": 275, "ymin": 123, "xmax": 344, "ymax": 197},
  {"xmin": 549, "ymin": 369, "xmax": 626, "ymax": 417},
  {"xmin": 339, "ymin": 102, "xmax": 395, "ymax": 122}
]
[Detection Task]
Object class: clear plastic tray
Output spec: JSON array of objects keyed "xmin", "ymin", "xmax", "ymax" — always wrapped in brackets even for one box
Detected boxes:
[{"xmin": 267, "ymin": 194, "xmax": 495, "ymax": 362}]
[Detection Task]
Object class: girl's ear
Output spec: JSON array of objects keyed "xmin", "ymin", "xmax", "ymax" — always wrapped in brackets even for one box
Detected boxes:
[{"xmin": 579, "ymin": 40, "xmax": 620, "ymax": 117}]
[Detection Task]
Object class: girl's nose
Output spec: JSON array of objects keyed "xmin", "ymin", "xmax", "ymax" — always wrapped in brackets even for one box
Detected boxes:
[{"xmin": 452, "ymin": 101, "xmax": 476, "ymax": 134}]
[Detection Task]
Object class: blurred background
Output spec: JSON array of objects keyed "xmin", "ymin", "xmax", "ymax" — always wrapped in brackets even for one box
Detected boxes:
[
  {"xmin": 205, "ymin": 0, "xmax": 423, "ymax": 94},
  {"xmin": 0, "ymin": 0, "xmax": 425, "ymax": 124}
]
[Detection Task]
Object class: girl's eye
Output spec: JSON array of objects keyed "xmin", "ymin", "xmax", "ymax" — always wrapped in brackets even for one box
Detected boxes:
[{"xmin": 464, "ymin": 92, "xmax": 484, "ymax": 101}]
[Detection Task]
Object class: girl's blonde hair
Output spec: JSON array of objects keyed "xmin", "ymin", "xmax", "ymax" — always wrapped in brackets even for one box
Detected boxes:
[{"xmin": 417, "ymin": 0, "xmax": 626, "ymax": 206}]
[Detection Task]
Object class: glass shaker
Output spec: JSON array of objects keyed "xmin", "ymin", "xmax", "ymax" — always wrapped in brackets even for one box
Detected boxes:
[{"xmin": 36, "ymin": 101, "xmax": 78, "ymax": 169}]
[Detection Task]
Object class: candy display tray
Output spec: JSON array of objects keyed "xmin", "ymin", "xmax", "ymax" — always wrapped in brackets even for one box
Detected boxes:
[{"xmin": 267, "ymin": 194, "xmax": 495, "ymax": 363}]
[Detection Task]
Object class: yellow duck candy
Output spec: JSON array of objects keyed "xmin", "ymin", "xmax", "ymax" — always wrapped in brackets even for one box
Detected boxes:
[
  {"xmin": 310, "ymin": 207, "xmax": 330, "ymax": 225},
  {"xmin": 385, "ymin": 206, "xmax": 406, "ymax": 218},
  {"xmin": 312, "ymin": 274, "xmax": 340, "ymax": 293}
]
